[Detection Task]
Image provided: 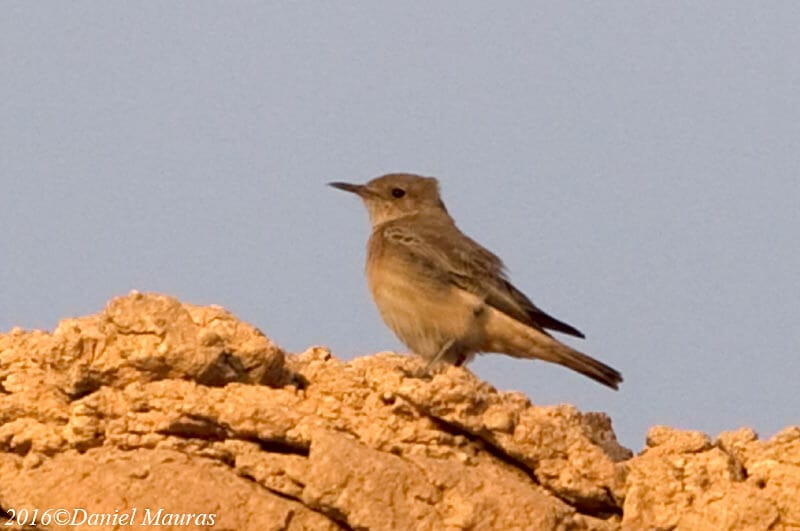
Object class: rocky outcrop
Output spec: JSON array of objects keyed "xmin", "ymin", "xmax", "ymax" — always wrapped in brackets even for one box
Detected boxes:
[{"xmin": 0, "ymin": 293, "xmax": 797, "ymax": 530}]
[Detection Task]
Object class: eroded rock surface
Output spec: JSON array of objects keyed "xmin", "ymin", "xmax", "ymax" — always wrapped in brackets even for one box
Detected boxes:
[{"xmin": 0, "ymin": 293, "xmax": 797, "ymax": 530}]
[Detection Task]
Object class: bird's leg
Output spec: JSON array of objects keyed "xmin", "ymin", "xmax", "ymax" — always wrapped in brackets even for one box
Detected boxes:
[{"xmin": 420, "ymin": 338, "xmax": 455, "ymax": 376}]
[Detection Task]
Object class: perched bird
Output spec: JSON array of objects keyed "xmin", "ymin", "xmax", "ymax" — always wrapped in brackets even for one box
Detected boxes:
[{"xmin": 329, "ymin": 173, "xmax": 622, "ymax": 390}]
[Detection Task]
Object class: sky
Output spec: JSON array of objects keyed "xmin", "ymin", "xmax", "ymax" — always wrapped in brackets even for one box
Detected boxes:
[{"xmin": 2, "ymin": 2, "xmax": 798, "ymax": 449}]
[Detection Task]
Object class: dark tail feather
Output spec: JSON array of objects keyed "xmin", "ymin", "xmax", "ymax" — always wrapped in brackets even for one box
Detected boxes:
[
  {"xmin": 530, "ymin": 309, "xmax": 586, "ymax": 339},
  {"xmin": 485, "ymin": 307, "xmax": 622, "ymax": 390},
  {"xmin": 550, "ymin": 346, "xmax": 623, "ymax": 390},
  {"xmin": 501, "ymin": 279, "xmax": 586, "ymax": 338}
]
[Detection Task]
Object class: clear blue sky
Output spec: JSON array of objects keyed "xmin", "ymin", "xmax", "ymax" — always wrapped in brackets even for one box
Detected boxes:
[{"xmin": 2, "ymin": 3, "xmax": 798, "ymax": 449}]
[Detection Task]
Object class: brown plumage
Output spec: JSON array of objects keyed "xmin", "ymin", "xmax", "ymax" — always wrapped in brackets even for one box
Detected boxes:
[{"xmin": 330, "ymin": 173, "xmax": 622, "ymax": 390}]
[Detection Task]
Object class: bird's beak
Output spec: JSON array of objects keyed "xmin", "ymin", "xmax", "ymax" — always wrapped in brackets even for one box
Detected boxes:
[{"xmin": 328, "ymin": 182, "xmax": 368, "ymax": 196}]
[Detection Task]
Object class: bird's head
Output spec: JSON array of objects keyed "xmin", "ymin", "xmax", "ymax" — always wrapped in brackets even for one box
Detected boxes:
[{"xmin": 329, "ymin": 173, "xmax": 448, "ymax": 226}]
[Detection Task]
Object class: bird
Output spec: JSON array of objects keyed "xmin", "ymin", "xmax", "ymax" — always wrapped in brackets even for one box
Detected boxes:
[{"xmin": 329, "ymin": 173, "xmax": 623, "ymax": 390}]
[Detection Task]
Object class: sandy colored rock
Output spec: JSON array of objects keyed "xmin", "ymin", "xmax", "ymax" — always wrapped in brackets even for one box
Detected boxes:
[
  {"xmin": 0, "ymin": 293, "xmax": 797, "ymax": 530},
  {"xmin": 719, "ymin": 426, "xmax": 800, "ymax": 528},
  {"xmin": 620, "ymin": 426, "xmax": 790, "ymax": 530},
  {"xmin": 0, "ymin": 447, "xmax": 336, "ymax": 531}
]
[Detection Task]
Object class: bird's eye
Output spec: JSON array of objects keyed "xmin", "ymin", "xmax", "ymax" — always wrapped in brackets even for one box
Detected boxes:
[{"xmin": 391, "ymin": 188, "xmax": 406, "ymax": 198}]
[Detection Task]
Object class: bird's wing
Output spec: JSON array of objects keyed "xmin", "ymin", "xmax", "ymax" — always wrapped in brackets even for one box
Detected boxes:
[{"xmin": 381, "ymin": 218, "xmax": 585, "ymax": 338}]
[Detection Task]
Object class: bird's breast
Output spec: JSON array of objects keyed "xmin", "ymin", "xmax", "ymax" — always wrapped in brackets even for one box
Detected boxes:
[{"xmin": 365, "ymin": 234, "xmax": 484, "ymax": 358}]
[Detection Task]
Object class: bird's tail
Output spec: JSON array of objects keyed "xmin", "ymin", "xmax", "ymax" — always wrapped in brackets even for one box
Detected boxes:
[{"xmin": 482, "ymin": 308, "xmax": 623, "ymax": 390}]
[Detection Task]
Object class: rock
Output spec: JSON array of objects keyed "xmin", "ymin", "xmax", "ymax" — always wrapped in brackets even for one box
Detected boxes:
[
  {"xmin": 620, "ymin": 426, "xmax": 789, "ymax": 530},
  {"xmin": 0, "ymin": 447, "xmax": 336, "ymax": 530},
  {"xmin": 0, "ymin": 293, "xmax": 797, "ymax": 530}
]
